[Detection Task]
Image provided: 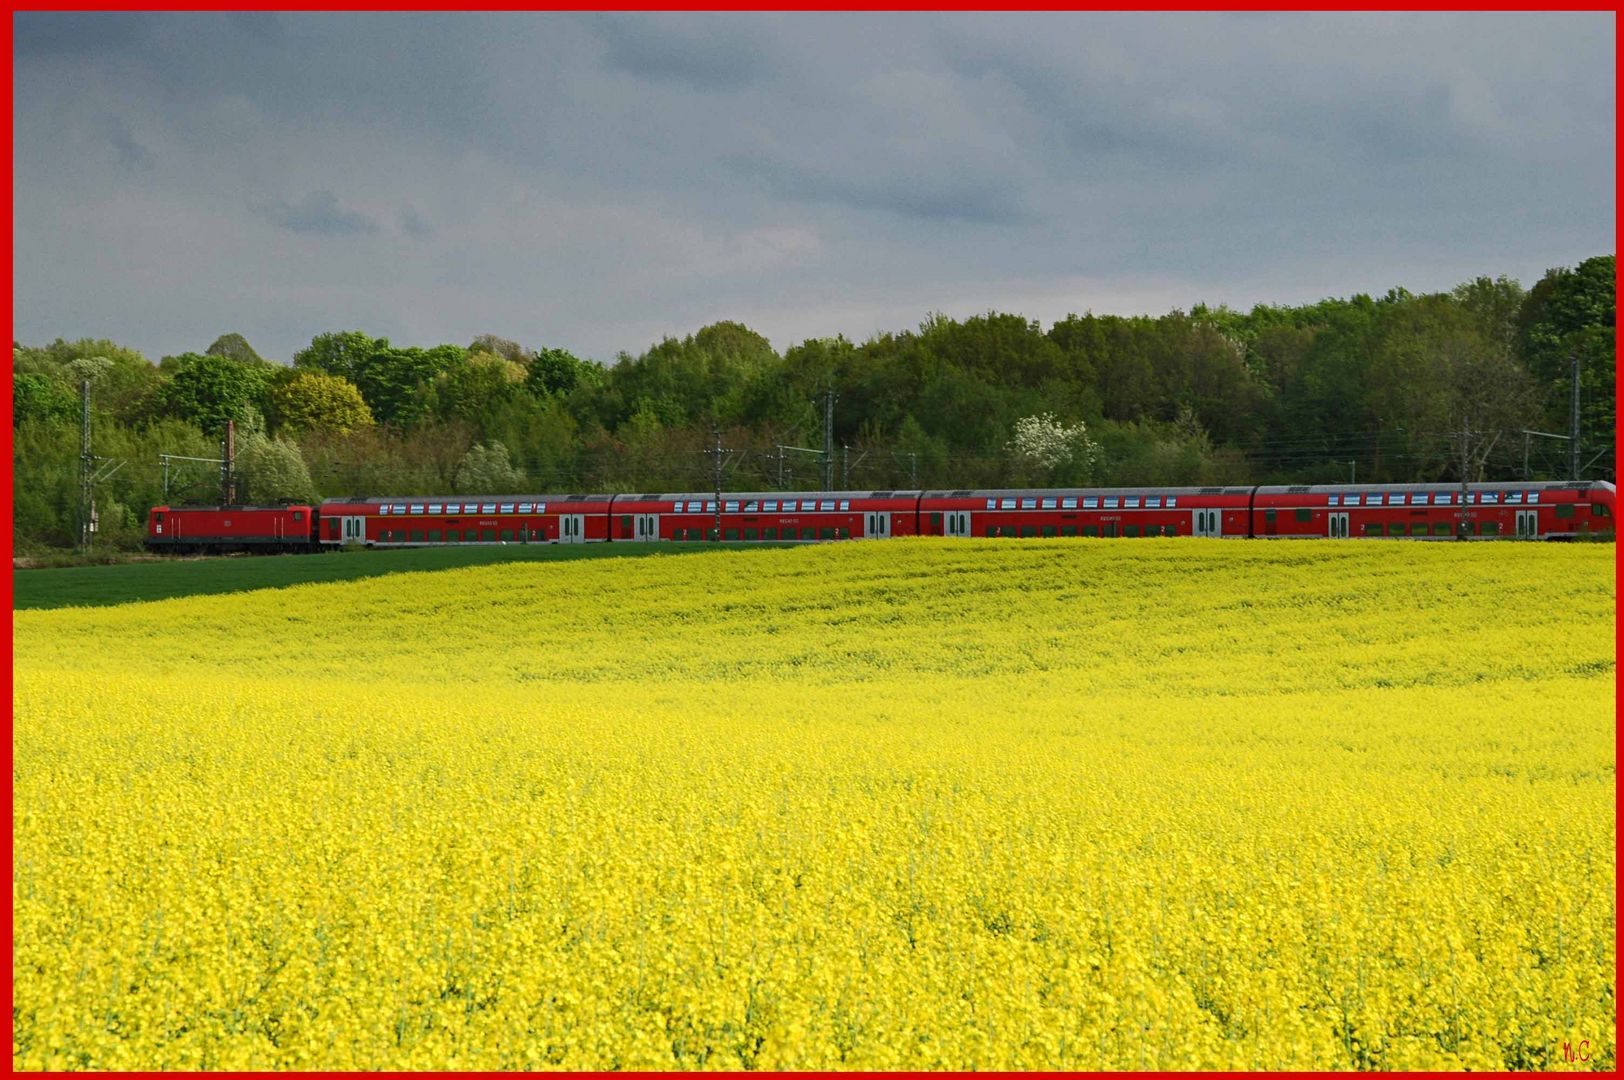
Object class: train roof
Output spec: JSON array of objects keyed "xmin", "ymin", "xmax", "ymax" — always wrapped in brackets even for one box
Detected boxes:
[
  {"xmin": 153, "ymin": 503, "xmax": 312, "ymax": 511},
  {"xmin": 1254, "ymin": 480, "xmax": 1612, "ymax": 494},
  {"xmin": 919, "ymin": 486, "xmax": 1253, "ymax": 498},
  {"xmin": 613, "ymin": 490, "xmax": 923, "ymax": 502},
  {"xmin": 321, "ymin": 494, "xmax": 614, "ymax": 505}
]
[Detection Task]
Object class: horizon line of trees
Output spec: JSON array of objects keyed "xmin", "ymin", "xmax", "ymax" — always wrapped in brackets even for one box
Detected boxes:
[{"xmin": 12, "ymin": 255, "xmax": 1615, "ymax": 552}]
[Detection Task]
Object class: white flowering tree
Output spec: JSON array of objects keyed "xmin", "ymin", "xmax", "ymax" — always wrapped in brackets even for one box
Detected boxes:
[{"xmin": 1007, "ymin": 413, "xmax": 1102, "ymax": 485}]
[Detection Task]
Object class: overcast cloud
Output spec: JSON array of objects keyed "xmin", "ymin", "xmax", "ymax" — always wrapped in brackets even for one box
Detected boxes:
[{"xmin": 12, "ymin": 12, "xmax": 1615, "ymax": 364}]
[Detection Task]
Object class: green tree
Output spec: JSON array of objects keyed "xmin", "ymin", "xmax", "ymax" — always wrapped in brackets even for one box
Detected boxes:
[
  {"xmin": 156, "ymin": 353, "xmax": 271, "ymax": 435},
  {"xmin": 431, "ymin": 352, "xmax": 526, "ymax": 425},
  {"xmin": 267, "ymin": 371, "xmax": 374, "ymax": 434},
  {"xmin": 527, "ymin": 346, "xmax": 596, "ymax": 399},
  {"xmin": 456, "ymin": 441, "xmax": 523, "ymax": 493},
  {"xmin": 13, "ymin": 372, "xmax": 78, "ymax": 427},
  {"xmin": 13, "ymin": 338, "xmax": 161, "ymax": 425},
  {"xmin": 293, "ymin": 331, "xmax": 379, "ymax": 383},
  {"xmin": 1516, "ymin": 256, "xmax": 1615, "ymax": 477},
  {"xmin": 205, "ymin": 333, "xmax": 266, "ymax": 365},
  {"xmin": 236, "ymin": 433, "xmax": 317, "ymax": 503},
  {"xmin": 468, "ymin": 333, "xmax": 532, "ymax": 364}
]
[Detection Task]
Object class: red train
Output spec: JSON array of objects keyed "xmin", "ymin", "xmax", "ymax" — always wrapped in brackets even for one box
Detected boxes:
[{"xmin": 147, "ymin": 480, "xmax": 1616, "ymax": 553}]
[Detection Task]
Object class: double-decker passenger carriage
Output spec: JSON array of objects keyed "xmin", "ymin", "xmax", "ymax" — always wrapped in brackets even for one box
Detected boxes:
[
  {"xmin": 610, "ymin": 491, "xmax": 923, "ymax": 542},
  {"xmin": 315, "ymin": 495, "xmax": 615, "ymax": 547},
  {"xmin": 1252, "ymin": 481, "xmax": 1615, "ymax": 539},
  {"xmin": 145, "ymin": 504, "xmax": 317, "ymax": 553},
  {"xmin": 917, "ymin": 487, "xmax": 1251, "ymax": 538}
]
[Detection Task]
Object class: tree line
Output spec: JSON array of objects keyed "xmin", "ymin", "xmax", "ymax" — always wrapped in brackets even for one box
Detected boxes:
[{"xmin": 11, "ymin": 255, "xmax": 1614, "ymax": 553}]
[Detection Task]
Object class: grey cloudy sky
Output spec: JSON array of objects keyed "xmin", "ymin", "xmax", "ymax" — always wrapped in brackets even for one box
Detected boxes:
[{"xmin": 12, "ymin": 12, "xmax": 1615, "ymax": 365}]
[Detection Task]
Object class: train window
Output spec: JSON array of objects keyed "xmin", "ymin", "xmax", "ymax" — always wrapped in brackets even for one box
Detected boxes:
[
  {"xmin": 839, "ymin": 501, "xmax": 851, "ymax": 511},
  {"xmin": 1016, "ymin": 526, "xmax": 1034, "ymax": 538},
  {"xmin": 743, "ymin": 528, "xmax": 757, "ymax": 540},
  {"xmin": 1166, "ymin": 497, "xmax": 1178, "ymax": 508},
  {"xmin": 1083, "ymin": 525, "xmax": 1099, "ymax": 537},
  {"xmin": 392, "ymin": 504, "xmax": 407, "ymax": 514},
  {"xmin": 1436, "ymin": 493, "xmax": 1452, "ymax": 505},
  {"xmin": 426, "ymin": 530, "xmax": 440, "ymax": 542},
  {"xmin": 1479, "ymin": 521, "xmax": 1499, "ymax": 535},
  {"xmin": 1295, "ymin": 509, "xmax": 1312, "ymax": 522},
  {"xmin": 481, "ymin": 529, "xmax": 496, "ymax": 542},
  {"xmin": 819, "ymin": 501, "xmax": 835, "ymax": 511},
  {"xmin": 1041, "ymin": 525, "xmax": 1057, "ymax": 538},
  {"xmin": 1433, "ymin": 523, "xmax": 1451, "ymax": 536},
  {"xmin": 1021, "ymin": 498, "xmax": 1037, "ymax": 509},
  {"xmin": 1000, "ymin": 498, "xmax": 1016, "ymax": 509},
  {"xmin": 477, "ymin": 504, "xmax": 493, "ymax": 513},
  {"xmin": 1041, "ymin": 498, "xmax": 1057, "ymax": 509},
  {"xmin": 378, "ymin": 505, "xmax": 390, "ymax": 515},
  {"xmin": 1125, "ymin": 497, "xmax": 1141, "ymax": 508},
  {"xmin": 1146, "ymin": 497, "xmax": 1162, "ymax": 508},
  {"xmin": 802, "ymin": 528, "xmax": 817, "ymax": 540},
  {"xmin": 1525, "ymin": 492, "xmax": 1538, "ymax": 504},
  {"xmin": 740, "ymin": 501, "xmax": 757, "ymax": 512},
  {"xmin": 292, "ymin": 511, "xmax": 304, "ymax": 521},
  {"xmin": 725, "ymin": 502, "xmax": 740, "ymax": 512},
  {"xmin": 1593, "ymin": 503, "xmax": 1611, "ymax": 517},
  {"xmin": 1344, "ymin": 495, "xmax": 1361, "ymax": 506},
  {"xmin": 1062, "ymin": 497, "xmax": 1078, "ymax": 509},
  {"xmin": 819, "ymin": 527, "xmax": 835, "ymax": 540},
  {"xmin": 986, "ymin": 499, "xmax": 998, "ymax": 510},
  {"xmin": 536, "ymin": 503, "xmax": 547, "ymax": 514},
  {"xmin": 1083, "ymin": 497, "xmax": 1099, "ymax": 508},
  {"xmin": 763, "ymin": 528, "xmax": 777, "ymax": 540},
  {"xmin": 985, "ymin": 525, "xmax": 998, "ymax": 538},
  {"xmin": 724, "ymin": 528, "xmax": 740, "ymax": 541},
  {"xmin": 621, "ymin": 515, "xmax": 633, "ymax": 533},
  {"xmin": 1556, "ymin": 504, "xmax": 1576, "ymax": 519},
  {"xmin": 1481, "ymin": 493, "xmax": 1499, "ymax": 504},
  {"xmin": 448, "ymin": 529, "xmax": 462, "ymax": 542},
  {"xmin": 1363, "ymin": 523, "xmax": 1381, "ymax": 536},
  {"xmin": 1123, "ymin": 525, "xmax": 1139, "ymax": 537},
  {"xmin": 930, "ymin": 512, "xmax": 943, "ymax": 528},
  {"xmin": 1104, "ymin": 497, "xmax": 1120, "ymax": 508},
  {"xmin": 1062, "ymin": 525, "xmax": 1077, "ymax": 537},
  {"xmin": 1506, "ymin": 493, "xmax": 1523, "ymax": 504},
  {"xmin": 1328, "ymin": 495, "xmax": 1340, "ymax": 506},
  {"xmin": 1264, "ymin": 509, "xmax": 1277, "ymax": 524},
  {"xmin": 706, "ymin": 502, "xmax": 718, "ymax": 513},
  {"xmin": 497, "ymin": 529, "xmax": 511, "ymax": 542},
  {"xmin": 765, "ymin": 501, "xmax": 779, "ymax": 512}
]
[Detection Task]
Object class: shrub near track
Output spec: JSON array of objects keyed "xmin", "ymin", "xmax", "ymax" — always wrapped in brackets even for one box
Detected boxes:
[{"xmin": 12, "ymin": 540, "xmax": 1616, "ymax": 1070}]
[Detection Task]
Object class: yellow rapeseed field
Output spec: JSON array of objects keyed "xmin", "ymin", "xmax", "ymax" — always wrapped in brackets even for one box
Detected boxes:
[{"xmin": 12, "ymin": 539, "xmax": 1616, "ymax": 1071}]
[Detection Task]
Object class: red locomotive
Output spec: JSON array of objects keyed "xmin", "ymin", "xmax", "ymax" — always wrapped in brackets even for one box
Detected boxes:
[
  {"xmin": 147, "ymin": 480, "xmax": 1615, "ymax": 553},
  {"xmin": 145, "ymin": 504, "xmax": 318, "ymax": 553}
]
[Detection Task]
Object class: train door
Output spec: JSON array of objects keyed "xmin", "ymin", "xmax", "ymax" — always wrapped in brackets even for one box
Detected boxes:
[
  {"xmin": 560, "ymin": 514, "xmax": 585, "ymax": 543},
  {"xmin": 944, "ymin": 511, "xmax": 971, "ymax": 537},
  {"xmin": 865, "ymin": 511, "xmax": 892, "ymax": 539},
  {"xmin": 1515, "ymin": 510, "xmax": 1538, "ymax": 539},
  {"xmin": 635, "ymin": 514, "xmax": 660, "ymax": 541},
  {"xmin": 1328, "ymin": 512, "xmax": 1349, "ymax": 539},
  {"xmin": 1193, "ymin": 509, "xmax": 1223, "ymax": 537},
  {"xmin": 340, "ymin": 516, "xmax": 367, "ymax": 544}
]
